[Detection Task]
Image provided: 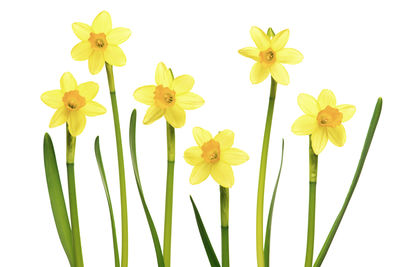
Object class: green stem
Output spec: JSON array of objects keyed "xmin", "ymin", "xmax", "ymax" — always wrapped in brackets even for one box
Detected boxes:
[
  {"xmin": 305, "ymin": 136, "xmax": 318, "ymax": 267},
  {"xmin": 256, "ymin": 77, "xmax": 277, "ymax": 267},
  {"xmin": 66, "ymin": 126, "xmax": 83, "ymax": 267},
  {"xmin": 220, "ymin": 186, "xmax": 229, "ymax": 267},
  {"xmin": 163, "ymin": 122, "xmax": 175, "ymax": 267},
  {"xmin": 105, "ymin": 63, "xmax": 128, "ymax": 267}
]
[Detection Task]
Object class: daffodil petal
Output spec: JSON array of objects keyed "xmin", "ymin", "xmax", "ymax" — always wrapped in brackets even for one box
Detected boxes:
[
  {"xmin": 49, "ymin": 107, "xmax": 68, "ymax": 128},
  {"xmin": 211, "ymin": 162, "xmax": 234, "ymax": 188},
  {"xmin": 250, "ymin": 62, "xmax": 269, "ymax": 84},
  {"xmin": 327, "ymin": 125, "xmax": 346, "ymax": 147},
  {"xmin": 337, "ymin": 104, "xmax": 356, "ymax": 122},
  {"xmin": 297, "ymin": 93, "xmax": 320, "ymax": 116},
  {"xmin": 107, "ymin": 27, "xmax": 131, "ymax": 45},
  {"xmin": 238, "ymin": 47, "xmax": 260, "ymax": 61},
  {"xmin": 193, "ymin": 127, "xmax": 212, "ymax": 146},
  {"xmin": 171, "ymin": 75, "xmax": 194, "ymax": 95},
  {"xmin": 104, "ymin": 45, "xmax": 126, "ymax": 66},
  {"xmin": 276, "ymin": 48, "xmax": 303, "ymax": 64},
  {"xmin": 67, "ymin": 111, "xmax": 86, "ymax": 136},
  {"xmin": 318, "ymin": 89, "xmax": 336, "ymax": 109},
  {"xmin": 41, "ymin": 90, "xmax": 63, "ymax": 109},
  {"xmin": 77, "ymin": 82, "xmax": 99, "ymax": 101},
  {"xmin": 214, "ymin": 130, "xmax": 234, "ymax": 150},
  {"xmin": 88, "ymin": 50, "xmax": 105, "ymax": 75},
  {"xmin": 143, "ymin": 105, "xmax": 164, "ymax": 125},
  {"xmin": 81, "ymin": 101, "xmax": 106, "ymax": 116},
  {"xmin": 92, "ymin": 11, "xmax": 112, "ymax": 34},
  {"xmin": 72, "ymin": 22, "xmax": 91, "ymax": 41},
  {"xmin": 71, "ymin": 41, "xmax": 92, "ymax": 61},
  {"xmin": 221, "ymin": 148, "xmax": 249, "ymax": 165},
  {"xmin": 271, "ymin": 29, "xmax": 289, "ymax": 51},
  {"xmin": 291, "ymin": 115, "xmax": 318, "ymax": 135},
  {"xmin": 155, "ymin": 62, "xmax": 173, "ymax": 87},
  {"xmin": 311, "ymin": 127, "xmax": 328, "ymax": 155},
  {"xmin": 184, "ymin": 146, "xmax": 203, "ymax": 166},
  {"xmin": 190, "ymin": 163, "xmax": 211, "ymax": 185},
  {"xmin": 270, "ymin": 63, "xmax": 289, "ymax": 85},
  {"xmin": 165, "ymin": 105, "xmax": 186, "ymax": 128},
  {"xmin": 176, "ymin": 92, "xmax": 204, "ymax": 110},
  {"xmin": 250, "ymin": 26, "xmax": 270, "ymax": 50},
  {"xmin": 60, "ymin": 72, "xmax": 77, "ymax": 92},
  {"xmin": 134, "ymin": 85, "xmax": 156, "ymax": 105}
]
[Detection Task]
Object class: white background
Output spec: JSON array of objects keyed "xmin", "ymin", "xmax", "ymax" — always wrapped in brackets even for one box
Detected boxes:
[{"xmin": 0, "ymin": 0, "xmax": 399, "ymax": 266}]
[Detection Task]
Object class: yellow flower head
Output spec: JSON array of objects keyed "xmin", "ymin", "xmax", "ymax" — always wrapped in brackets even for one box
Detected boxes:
[
  {"xmin": 291, "ymin": 89, "xmax": 356, "ymax": 155},
  {"xmin": 184, "ymin": 127, "xmax": 249, "ymax": 188},
  {"xmin": 41, "ymin": 72, "xmax": 106, "ymax": 136},
  {"xmin": 133, "ymin": 62, "xmax": 204, "ymax": 128},
  {"xmin": 71, "ymin": 11, "xmax": 131, "ymax": 75},
  {"xmin": 238, "ymin": 27, "xmax": 303, "ymax": 85}
]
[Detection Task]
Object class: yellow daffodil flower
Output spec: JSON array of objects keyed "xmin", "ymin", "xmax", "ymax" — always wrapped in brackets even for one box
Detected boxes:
[
  {"xmin": 133, "ymin": 62, "xmax": 204, "ymax": 128},
  {"xmin": 184, "ymin": 127, "xmax": 249, "ymax": 188},
  {"xmin": 239, "ymin": 27, "xmax": 303, "ymax": 85},
  {"xmin": 41, "ymin": 72, "xmax": 106, "ymax": 136},
  {"xmin": 71, "ymin": 11, "xmax": 131, "ymax": 75},
  {"xmin": 291, "ymin": 89, "xmax": 356, "ymax": 155}
]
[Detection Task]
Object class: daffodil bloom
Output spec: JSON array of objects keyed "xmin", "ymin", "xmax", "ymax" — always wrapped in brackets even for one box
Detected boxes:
[
  {"xmin": 134, "ymin": 62, "xmax": 204, "ymax": 128},
  {"xmin": 238, "ymin": 27, "xmax": 303, "ymax": 85},
  {"xmin": 71, "ymin": 11, "xmax": 131, "ymax": 75},
  {"xmin": 41, "ymin": 72, "xmax": 106, "ymax": 136},
  {"xmin": 291, "ymin": 89, "xmax": 356, "ymax": 155},
  {"xmin": 184, "ymin": 127, "xmax": 249, "ymax": 188}
]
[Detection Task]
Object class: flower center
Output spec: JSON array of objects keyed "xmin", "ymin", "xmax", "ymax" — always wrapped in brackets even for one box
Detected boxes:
[
  {"xmin": 153, "ymin": 85, "xmax": 176, "ymax": 109},
  {"xmin": 259, "ymin": 48, "xmax": 276, "ymax": 65},
  {"xmin": 88, "ymin": 32, "xmax": 108, "ymax": 50},
  {"xmin": 201, "ymin": 139, "xmax": 221, "ymax": 164},
  {"xmin": 63, "ymin": 90, "xmax": 86, "ymax": 111},
  {"xmin": 317, "ymin": 105, "xmax": 343, "ymax": 127}
]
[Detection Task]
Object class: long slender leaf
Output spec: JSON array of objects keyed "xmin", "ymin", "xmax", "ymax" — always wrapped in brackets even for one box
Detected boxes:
[
  {"xmin": 94, "ymin": 136, "xmax": 120, "ymax": 267},
  {"xmin": 264, "ymin": 139, "xmax": 285, "ymax": 267},
  {"xmin": 129, "ymin": 109, "xmax": 165, "ymax": 267},
  {"xmin": 313, "ymin": 97, "xmax": 383, "ymax": 267},
  {"xmin": 43, "ymin": 133, "xmax": 74, "ymax": 266},
  {"xmin": 190, "ymin": 196, "xmax": 221, "ymax": 267}
]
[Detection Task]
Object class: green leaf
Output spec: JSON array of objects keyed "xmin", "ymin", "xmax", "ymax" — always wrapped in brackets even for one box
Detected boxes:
[
  {"xmin": 264, "ymin": 139, "xmax": 285, "ymax": 267},
  {"xmin": 129, "ymin": 109, "xmax": 165, "ymax": 267},
  {"xmin": 43, "ymin": 133, "xmax": 74, "ymax": 266},
  {"xmin": 94, "ymin": 136, "xmax": 120, "ymax": 267},
  {"xmin": 313, "ymin": 98, "xmax": 383, "ymax": 267},
  {"xmin": 190, "ymin": 196, "xmax": 221, "ymax": 267}
]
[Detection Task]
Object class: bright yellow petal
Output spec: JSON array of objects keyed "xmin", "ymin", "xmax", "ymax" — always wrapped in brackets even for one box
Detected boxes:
[
  {"xmin": 77, "ymin": 82, "xmax": 99, "ymax": 101},
  {"xmin": 92, "ymin": 11, "xmax": 112, "ymax": 34},
  {"xmin": 72, "ymin": 22, "xmax": 91, "ymax": 41},
  {"xmin": 104, "ymin": 45, "xmax": 126, "ymax": 66},
  {"xmin": 49, "ymin": 107, "xmax": 68, "ymax": 128},
  {"xmin": 60, "ymin": 72, "xmax": 77, "ymax": 92},
  {"xmin": 41, "ymin": 90, "xmax": 63, "ymax": 109},
  {"xmin": 165, "ymin": 105, "xmax": 186, "ymax": 128},
  {"xmin": 189, "ymin": 163, "xmax": 211, "ymax": 185},
  {"xmin": 270, "ymin": 63, "xmax": 289, "ymax": 85},
  {"xmin": 250, "ymin": 26, "xmax": 270, "ymax": 50},
  {"xmin": 271, "ymin": 29, "xmax": 289, "ymax": 51},
  {"xmin": 107, "ymin": 27, "xmax": 131, "ymax": 45},
  {"xmin": 81, "ymin": 101, "xmax": 106, "ymax": 116},
  {"xmin": 171, "ymin": 75, "xmax": 194, "ymax": 95},
  {"xmin": 143, "ymin": 105, "xmax": 164, "ymax": 125},
  {"xmin": 311, "ymin": 127, "xmax": 328, "ymax": 155},
  {"xmin": 193, "ymin": 127, "xmax": 212, "ymax": 146},
  {"xmin": 238, "ymin": 47, "xmax": 260, "ymax": 61},
  {"xmin": 71, "ymin": 41, "xmax": 92, "ymax": 61},
  {"xmin": 276, "ymin": 48, "xmax": 303, "ymax": 64},
  {"xmin": 88, "ymin": 50, "xmax": 105, "ymax": 75},
  {"xmin": 318, "ymin": 89, "xmax": 336, "ymax": 109},
  {"xmin": 221, "ymin": 148, "xmax": 249, "ymax": 166},
  {"xmin": 67, "ymin": 111, "xmax": 86, "ymax": 136},
  {"xmin": 155, "ymin": 62, "xmax": 173, "ymax": 87},
  {"xmin": 214, "ymin": 130, "xmax": 234, "ymax": 150},
  {"xmin": 297, "ymin": 93, "xmax": 320, "ymax": 116},
  {"xmin": 210, "ymin": 162, "xmax": 234, "ymax": 188},
  {"xmin": 176, "ymin": 92, "xmax": 204, "ymax": 110},
  {"xmin": 250, "ymin": 62, "xmax": 269, "ymax": 84},
  {"xmin": 327, "ymin": 125, "xmax": 346, "ymax": 147},
  {"xmin": 337, "ymin": 104, "xmax": 356, "ymax": 122},
  {"xmin": 134, "ymin": 85, "xmax": 156, "ymax": 105},
  {"xmin": 184, "ymin": 146, "xmax": 203, "ymax": 166},
  {"xmin": 291, "ymin": 115, "xmax": 318, "ymax": 135}
]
